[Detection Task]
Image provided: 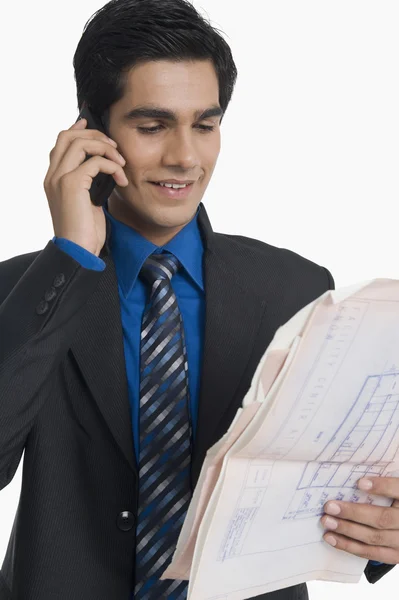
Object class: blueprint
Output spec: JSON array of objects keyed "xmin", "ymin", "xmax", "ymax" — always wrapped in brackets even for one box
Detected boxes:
[{"xmin": 161, "ymin": 279, "xmax": 399, "ymax": 600}]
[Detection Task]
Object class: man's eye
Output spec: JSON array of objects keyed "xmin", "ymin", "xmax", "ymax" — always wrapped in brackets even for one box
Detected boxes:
[
  {"xmin": 137, "ymin": 124, "xmax": 215, "ymax": 134},
  {"xmin": 137, "ymin": 125, "xmax": 163, "ymax": 134}
]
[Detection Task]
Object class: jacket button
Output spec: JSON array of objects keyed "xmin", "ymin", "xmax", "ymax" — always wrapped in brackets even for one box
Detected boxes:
[
  {"xmin": 36, "ymin": 300, "xmax": 49, "ymax": 315},
  {"xmin": 117, "ymin": 511, "xmax": 135, "ymax": 531},
  {"xmin": 44, "ymin": 286, "xmax": 57, "ymax": 302},
  {"xmin": 53, "ymin": 273, "xmax": 66, "ymax": 288}
]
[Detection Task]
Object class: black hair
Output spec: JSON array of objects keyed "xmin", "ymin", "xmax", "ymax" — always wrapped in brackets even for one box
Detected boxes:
[{"xmin": 73, "ymin": 0, "xmax": 238, "ymax": 133}]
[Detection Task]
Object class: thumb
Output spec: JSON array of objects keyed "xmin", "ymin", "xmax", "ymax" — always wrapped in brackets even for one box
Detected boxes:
[{"xmin": 70, "ymin": 118, "xmax": 87, "ymax": 130}]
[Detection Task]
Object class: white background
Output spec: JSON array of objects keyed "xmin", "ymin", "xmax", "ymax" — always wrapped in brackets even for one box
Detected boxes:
[{"xmin": 0, "ymin": 1, "xmax": 398, "ymax": 598}]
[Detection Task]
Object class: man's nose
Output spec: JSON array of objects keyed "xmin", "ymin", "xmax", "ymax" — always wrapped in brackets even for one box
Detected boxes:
[{"xmin": 162, "ymin": 129, "xmax": 199, "ymax": 170}]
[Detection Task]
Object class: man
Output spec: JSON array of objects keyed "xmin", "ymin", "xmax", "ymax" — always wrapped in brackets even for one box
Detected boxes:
[{"xmin": 0, "ymin": 0, "xmax": 398, "ymax": 598}]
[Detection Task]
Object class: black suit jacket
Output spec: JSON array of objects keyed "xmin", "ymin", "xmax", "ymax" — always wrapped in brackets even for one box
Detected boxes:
[{"xmin": 0, "ymin": 203, "xmax": 394, "ymax": 599}]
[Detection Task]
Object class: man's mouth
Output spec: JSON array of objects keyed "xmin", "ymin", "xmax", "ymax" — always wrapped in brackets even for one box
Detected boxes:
[
  {"xmin": 149, "ymin": 181, "xmax": 195, "ymax": 197},
  {"xmin": 150, "ymin": 182, "xmax": 194, "ymax": 189}
]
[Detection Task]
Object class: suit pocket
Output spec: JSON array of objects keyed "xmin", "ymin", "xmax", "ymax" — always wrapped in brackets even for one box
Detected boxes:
[{"xmin": 0, "ymin": 571, "xmax": 11, "ymax": 599}]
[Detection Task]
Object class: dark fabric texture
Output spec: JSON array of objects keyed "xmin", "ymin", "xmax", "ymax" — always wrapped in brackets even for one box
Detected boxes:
[{"xmin": 0, "ymin": 202, "xmax": 392, "ymax": 599}]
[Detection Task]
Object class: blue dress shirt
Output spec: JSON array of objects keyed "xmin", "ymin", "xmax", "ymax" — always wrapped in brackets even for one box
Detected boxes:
[
  {"xmin": 52, "ymin": 199, "xmax": 205, "ymax": 463},
  {"xmin": 51, "ymin": 200, "xmax": 382, "ymax": 569}
]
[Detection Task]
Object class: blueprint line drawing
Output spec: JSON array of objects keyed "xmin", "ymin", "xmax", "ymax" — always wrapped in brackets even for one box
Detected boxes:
[
  {"xmin": 316, "ymin": 372, "xmax": 399, "ymax": 464},
  {"xmin": 217, "ymin": 462, "xmax": 274, "ymax": 561},
  {"xmin": 256, "ymin": 301, "xmax": 370, "ymax": 462},
  {"xmin": 283, "ymin": 370, "xmax": 399, "ymax": 520}
]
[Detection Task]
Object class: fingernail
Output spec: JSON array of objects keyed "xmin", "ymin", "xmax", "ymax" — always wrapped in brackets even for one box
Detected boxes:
[
  {"xmin": 358, "ymin": 478, "xmax": 373, "ymax": 491},
  {"xmin": 325, "ymin": 535, "xmax": 337, "ymax": 547},
  {"xmin": 108, "ymin": 138, "xmax": 117, "ymax": 146},
  {"xmin": 324, "ymin": 517, "xmax": 338, "ymax": 530},
  {"xmin": 325, "ymin": 502, "xmax": 340, "ymax": 515}
]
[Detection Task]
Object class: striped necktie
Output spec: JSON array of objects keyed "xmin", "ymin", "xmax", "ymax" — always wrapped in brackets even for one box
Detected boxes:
[{"xmin": 133, "ymin": 251, "xmax": 192, "ymax": 599}]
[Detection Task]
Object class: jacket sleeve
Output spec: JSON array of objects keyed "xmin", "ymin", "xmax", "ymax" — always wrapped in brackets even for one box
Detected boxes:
[
  {"xmin": 364, "ymin": 561, "xmax": 396, "ymax": 584},
  {"xmin": 0, "ymin": 240, "xmax": 105, "ymax": 490},
  {"xmin": 323, "ymin": 266, "xmax": 335, "ymax": 290},
  {"xmin": 52, "ymin": 236, "xmax": 106, "ymax": 271}
]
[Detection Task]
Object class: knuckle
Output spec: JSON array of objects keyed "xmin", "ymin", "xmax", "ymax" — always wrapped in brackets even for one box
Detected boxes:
[
  {"xmin": 57, "ymin": 130, "xmax": 67, "ymax": 142},
  {"xmin": 44, "ymin": 172, "xmax": 54, "ymax": 189},
  {"xmin": 369, "ymin": 530, "xmax": 384, "ymax": 546},
  {"xmin": 360, "ymin": 547, "xmax": 374, "ymax": 560},
  {"xmin": 377, "ymin": 508, "xmax": 392, "ymax": 530},
  {"xmin": 69, "ymin": 136, "xmax": 80, "ymax": 147},
  {"xmin": 59, "ymin": 173, "xmax": 72, "ymax": 189}
]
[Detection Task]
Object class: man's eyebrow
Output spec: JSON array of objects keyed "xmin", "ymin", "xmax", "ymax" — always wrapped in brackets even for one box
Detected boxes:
[{"xmin": 122, "ymin": 104, "xmax": 223, "ymax": 122}]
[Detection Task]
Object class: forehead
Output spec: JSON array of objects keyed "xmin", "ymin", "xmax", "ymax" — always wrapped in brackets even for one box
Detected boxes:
[{"xmin": 121, "ymin": 59, "xmax": 219, "ymax": 110}]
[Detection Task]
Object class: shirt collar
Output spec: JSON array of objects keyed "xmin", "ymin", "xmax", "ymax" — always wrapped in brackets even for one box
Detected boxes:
[{"xmin": 102, "ymin": 199, "xmax": 205, "ymax": 298}]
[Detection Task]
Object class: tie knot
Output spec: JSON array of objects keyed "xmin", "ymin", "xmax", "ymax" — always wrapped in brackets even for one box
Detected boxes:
[{"xmin": 139, "ymin": 252, "xmax": 181, "ymax": 288}]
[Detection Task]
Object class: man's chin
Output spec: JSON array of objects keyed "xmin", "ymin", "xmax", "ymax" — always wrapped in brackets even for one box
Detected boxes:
[{"xmin": 109, "ymin": 187, "xmax": 200, "ymax": 227}]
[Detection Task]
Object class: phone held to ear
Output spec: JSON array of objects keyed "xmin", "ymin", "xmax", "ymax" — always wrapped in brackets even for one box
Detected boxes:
[{"xmin": 75, "ymin": 104, "xmax": 116, "ymax": 207}]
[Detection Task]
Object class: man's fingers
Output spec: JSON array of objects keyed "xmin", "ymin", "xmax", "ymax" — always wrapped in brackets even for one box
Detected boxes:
[
  {"xmin": 321, "ymin": 476, "xmax": 399, "ymax": 564},
  {"xmin": 323, "ymin": 500, "xmax": 399, "ymax": 530},
  {"xmin": 321, "ymin": 514, "xmax": 399, "ymax": 548},
  {"xmin": 322, "ymin": 531, "xmax": 399, "ymax": 564},
  {"xmin": 357, "ymin": 476, "xmax": 399, "ymax": 500}
]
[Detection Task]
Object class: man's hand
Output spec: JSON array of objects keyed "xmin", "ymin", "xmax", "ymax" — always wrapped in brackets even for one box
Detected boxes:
[{"xmin": 321, "ymin": 477, "xmax": 399, "ymax": 564}]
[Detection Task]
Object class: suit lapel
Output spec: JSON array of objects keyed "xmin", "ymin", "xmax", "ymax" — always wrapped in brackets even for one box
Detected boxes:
[
  {"xmin": 69, "ymin": 203, "xmax": 266, "ymax": 486},
  {"xmin": 69, "ymin": 251, "xmax": 137, "ymax": 474},
  {"xmin": 190, "ymin": 215, "xmax": 267, "ymax": 485}
]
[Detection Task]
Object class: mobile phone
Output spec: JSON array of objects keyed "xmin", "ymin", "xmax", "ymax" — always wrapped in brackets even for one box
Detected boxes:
[{"xmin": 75, "ymin": 104, "xmax": 116, "ymax": 207}]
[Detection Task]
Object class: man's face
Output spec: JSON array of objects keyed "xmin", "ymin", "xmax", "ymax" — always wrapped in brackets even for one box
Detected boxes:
[{"xmin": 106, "ymin": 59, "xmax": 222, "ymax": 245}]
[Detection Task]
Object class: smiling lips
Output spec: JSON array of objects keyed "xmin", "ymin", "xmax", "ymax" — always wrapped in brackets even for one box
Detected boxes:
[
  {"xmin": 151, "ymin": 179, "xmax": 195, "ymax": 185},
  {"xmin": 150, "ymin": 181, "xmax": 195, "ymax": 197}
]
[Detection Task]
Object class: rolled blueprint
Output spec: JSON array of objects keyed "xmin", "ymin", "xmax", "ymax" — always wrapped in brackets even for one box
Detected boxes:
[{"xmin": 162, "ymin": 279, "xmax": 399, "ymax": 600}]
